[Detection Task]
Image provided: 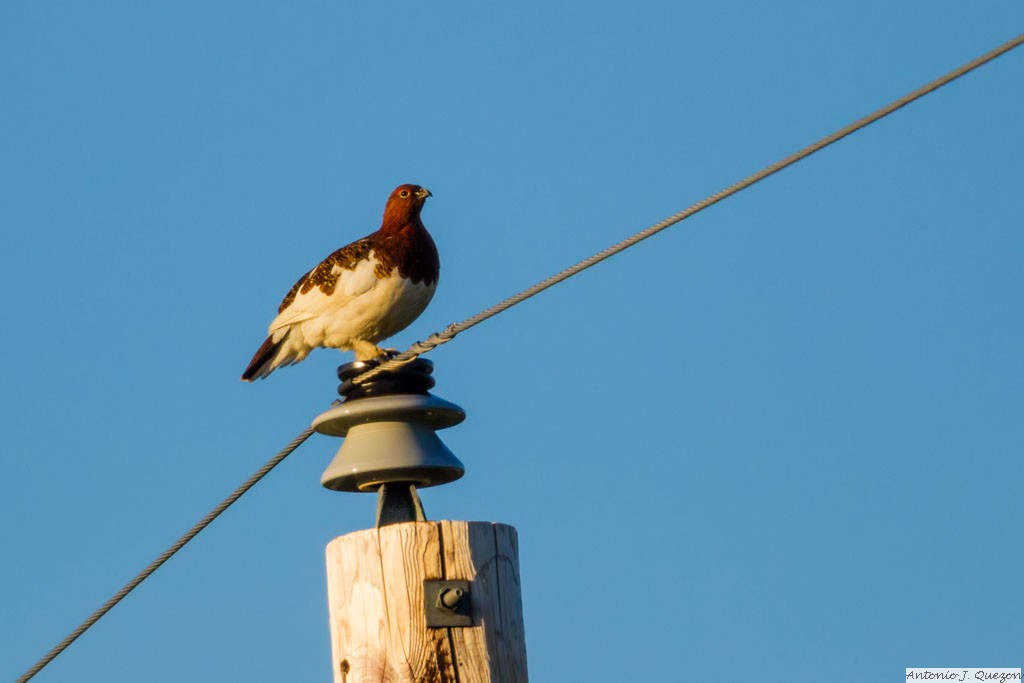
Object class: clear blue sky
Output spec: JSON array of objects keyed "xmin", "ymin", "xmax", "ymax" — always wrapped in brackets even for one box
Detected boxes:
[{"xmin": 2, "ymin": 2, "xmax": 1022, "ymax": 681}]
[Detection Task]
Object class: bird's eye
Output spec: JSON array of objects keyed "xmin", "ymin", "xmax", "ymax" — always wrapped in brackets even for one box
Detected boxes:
[{"xmin": 399, "ymin": 189, "xmax": 410, "ymax": 198}]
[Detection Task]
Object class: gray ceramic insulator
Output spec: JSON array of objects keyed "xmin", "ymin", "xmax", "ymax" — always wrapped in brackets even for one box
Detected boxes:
[{"xmin": 312, "ymin": 393, "xmax": 466, "ymax": 492}]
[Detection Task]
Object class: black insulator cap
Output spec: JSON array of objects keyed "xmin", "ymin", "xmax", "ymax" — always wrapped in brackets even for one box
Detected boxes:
[{"xmin": 337, "ymin": 358, "xmax": 436, "ymax": 401}]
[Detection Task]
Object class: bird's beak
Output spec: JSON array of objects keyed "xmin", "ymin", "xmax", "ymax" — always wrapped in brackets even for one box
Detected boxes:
[{"xmin": 416, "ymin": 187, "xmax": 432, "ymax": 199}]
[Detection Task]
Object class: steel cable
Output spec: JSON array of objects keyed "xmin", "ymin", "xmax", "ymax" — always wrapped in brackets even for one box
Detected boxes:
[
  {"xmin": 16, "ymin": 423, "xmax": 322, "ymax": 683},
  {"xmin": 354, "ymin": 32, "xmax": 1024, "ymax": 386}
]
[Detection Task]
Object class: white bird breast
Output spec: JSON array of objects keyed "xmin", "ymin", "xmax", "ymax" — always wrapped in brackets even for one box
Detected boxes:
[{"xmin": 268, "ymin": 252, "xmax": 437, "ymax": 351}]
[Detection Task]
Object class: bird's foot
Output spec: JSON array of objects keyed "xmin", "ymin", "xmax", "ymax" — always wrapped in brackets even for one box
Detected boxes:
[
  {"xmin": 352, "ymin": 341, "xmax": 401, "ymax": 362},
  {"xmin": 352, "ymin": 340, "xmax": 384, "ymax": 362}
]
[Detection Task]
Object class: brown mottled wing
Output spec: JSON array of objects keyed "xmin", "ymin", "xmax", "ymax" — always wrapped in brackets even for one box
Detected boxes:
[
  {"xmin": 277, "ymin": 238, "xmax": 374, "ymax": 312},
  {"xmin": 268, "ymin": 236, "xmax": 378, "ymax": 333}
]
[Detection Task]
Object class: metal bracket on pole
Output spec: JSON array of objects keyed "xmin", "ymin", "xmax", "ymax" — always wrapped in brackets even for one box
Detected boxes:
[
  {"xmin": 424, "ymin": 579, "xmax": 473, "ymax": 627},
  {"xmin": 376, "ymin": 482, "xmax": 427, "ymax": 527}
]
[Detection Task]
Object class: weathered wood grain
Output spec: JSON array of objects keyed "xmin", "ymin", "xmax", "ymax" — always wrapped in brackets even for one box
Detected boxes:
[
  {"xmin": 325, "ymin": 521, "xmax": 528, "ymax": 683},
  {"xmin": 493, "ymin": 524, "xmax": 528, "ymax": 682}
]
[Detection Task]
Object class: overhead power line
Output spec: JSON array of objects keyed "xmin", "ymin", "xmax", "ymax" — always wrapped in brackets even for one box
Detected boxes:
[
  {"xmin": 15, "ymin": 424, "xmax": 320, "ymax": 683},
  {"xmin": 16, "ymin": 31, "xmax": 1024, "ymax": 683},
  {"xmin": 353, "ymin": 31, "xmax": 1024, "ymax": 387}
]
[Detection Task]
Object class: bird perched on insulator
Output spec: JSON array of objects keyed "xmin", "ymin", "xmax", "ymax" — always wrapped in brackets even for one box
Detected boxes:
[{"xmin": 242, "ymin": 184, "xmax": 439, "ymax": 381}]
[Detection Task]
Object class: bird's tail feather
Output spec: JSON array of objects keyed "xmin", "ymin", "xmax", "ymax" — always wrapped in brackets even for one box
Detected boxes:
[{"xmin": 241, "ymin": 329, "xmax": 299, "ymax": 381}]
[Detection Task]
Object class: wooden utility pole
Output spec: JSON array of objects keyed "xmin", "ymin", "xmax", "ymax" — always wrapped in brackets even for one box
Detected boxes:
[
  {"xmin": 314, "ymin": 360, "xmax": 529, "ymax": 683},
  {"xmin": 325, "ymin": 521, "xmax": 527, "ymax": 682}
]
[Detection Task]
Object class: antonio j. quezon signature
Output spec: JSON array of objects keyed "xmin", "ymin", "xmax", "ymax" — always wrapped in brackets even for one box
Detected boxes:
[{"xmin": 907, "ymin": 669, "xmax": 1021, "ymax": 683}]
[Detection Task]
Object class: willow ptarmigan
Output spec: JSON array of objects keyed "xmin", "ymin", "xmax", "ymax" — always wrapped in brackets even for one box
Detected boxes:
[{"xmin": 241, "ymin": 184, "xmax": 439, "ymax": 381}]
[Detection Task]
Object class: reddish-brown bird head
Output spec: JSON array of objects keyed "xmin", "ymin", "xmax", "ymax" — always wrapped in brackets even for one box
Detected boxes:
[{"xmin": 381, "ymin": 184, "xmax": 432, "ymax": 230}]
